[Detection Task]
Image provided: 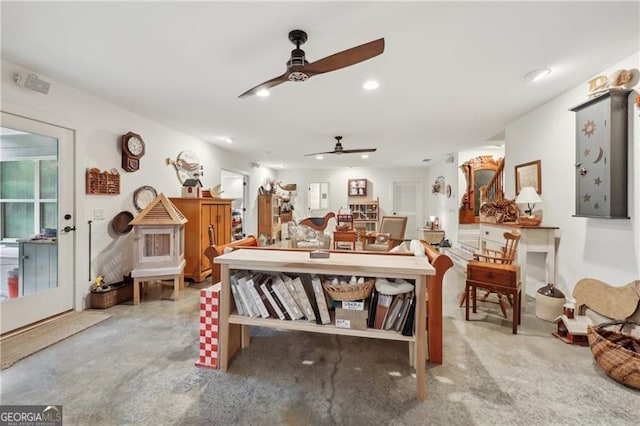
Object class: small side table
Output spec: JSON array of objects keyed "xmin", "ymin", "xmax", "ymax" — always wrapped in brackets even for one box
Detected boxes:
[
  {"xmin": 465, "ymin": 261, "xmax": 521, "ymax": 334},
  {"xmin": 333, "ymin": 231, "xmax": 357, "ymax": 250}
]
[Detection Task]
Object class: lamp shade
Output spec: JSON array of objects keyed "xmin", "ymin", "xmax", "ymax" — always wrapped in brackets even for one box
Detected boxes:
[{"xmin": 515, "ymin": 186, "xmax": 542, "ymax": 204}]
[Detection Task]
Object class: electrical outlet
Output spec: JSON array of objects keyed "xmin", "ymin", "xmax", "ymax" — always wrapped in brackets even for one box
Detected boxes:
[{"xmin": 93, "ymin": 208, "xmax": 105, "ymax": 220}]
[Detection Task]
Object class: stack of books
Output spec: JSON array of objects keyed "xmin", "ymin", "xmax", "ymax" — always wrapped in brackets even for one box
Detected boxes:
[
  {"xmin": 229, "ymin": 271, "xmax": 331, "ymax": 324},
  {"xmin": 369, "ymin": 287, "xmax": 416, "ymax": 336}
]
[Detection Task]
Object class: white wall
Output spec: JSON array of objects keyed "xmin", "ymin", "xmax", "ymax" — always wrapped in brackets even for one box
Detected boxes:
[
  {"xmin": 505, "ymin": 52, "xmax": 639, "ymax": 297},
  {"xmin": 1, "ymin": 59, "xmax": 274, "ymax": 309},
  {"xmin": 275, "ymin": 167, "xmax": 430, "ymax": 238}
]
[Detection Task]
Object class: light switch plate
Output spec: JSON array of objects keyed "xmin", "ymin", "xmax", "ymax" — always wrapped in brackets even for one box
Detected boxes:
[{"xmin": 93, "ymin": 208, "xmax": 105, "ymax": 220}]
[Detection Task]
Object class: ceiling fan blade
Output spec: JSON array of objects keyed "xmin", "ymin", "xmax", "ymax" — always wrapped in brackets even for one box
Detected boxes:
[
  {"xmin": 304, "ymin": 150, "xmax": 335, "ymax": 157},
  {"xmin": 340, "ymin": 148, "xmax": 377, "ymax": 154},
  {"xmin": 302, "ymin": 38, "xmax": 384, "ymax": 76},
  {"xmin": 304, "ymin": 147, "xmax": 377, "ymax": 156},
  {"xmin": 239, "ymin": 72, "xmax": 289, "ymax": 98}
]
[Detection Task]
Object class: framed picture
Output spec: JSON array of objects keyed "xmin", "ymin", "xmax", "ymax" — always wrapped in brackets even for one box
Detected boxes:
[
  {"xmin": 515, "ymin": 160, "xmax": 541, "ymax": 195},
  {"xmin": 348, "ymin": 178, "xmax": 367, "ymax": 196}
]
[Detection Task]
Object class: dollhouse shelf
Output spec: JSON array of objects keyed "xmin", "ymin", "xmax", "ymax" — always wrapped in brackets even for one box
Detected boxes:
[{"xmin": 85, "ymin": 168, "xmax": 120, "ymax": 195}]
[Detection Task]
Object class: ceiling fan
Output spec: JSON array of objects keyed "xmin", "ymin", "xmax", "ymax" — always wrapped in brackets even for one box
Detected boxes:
[
  {"xmin": 239, "ymin": 30, "xmax": 384, "ymax": 98},
  {"xmin": 305, "ymin": 136, "xmax": 377, "ymax": 156}
]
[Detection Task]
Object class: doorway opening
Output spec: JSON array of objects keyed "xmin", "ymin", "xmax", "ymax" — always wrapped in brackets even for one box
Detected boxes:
[{"xmin": 220, "ymin": 170, "xmax": 248, "ymax": 241}]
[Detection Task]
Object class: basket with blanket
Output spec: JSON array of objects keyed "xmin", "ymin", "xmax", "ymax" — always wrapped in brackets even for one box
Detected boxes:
[{"xmin": 587, "ymin": 320, "xmax": 640, "ymax": 390}]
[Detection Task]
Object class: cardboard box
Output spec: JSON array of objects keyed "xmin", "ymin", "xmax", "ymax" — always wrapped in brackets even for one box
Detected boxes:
[{"xmin": 335, "ymin": 302, "xmax": 368, "ymax": 329}]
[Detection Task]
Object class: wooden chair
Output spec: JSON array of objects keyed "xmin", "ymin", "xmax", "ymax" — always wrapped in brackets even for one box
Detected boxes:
[
  {"xmin": 364, "ymin": 216, "xmax": 408, "ymax": 251},
  {"xmin": 459, "ymin": 230, "xmax": 521, "ymax": 317}
]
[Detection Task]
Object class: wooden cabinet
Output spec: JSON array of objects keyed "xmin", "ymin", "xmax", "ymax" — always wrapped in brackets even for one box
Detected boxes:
[
  {"xmin": 349, "ymin": 199, "xmax": 378, "ymax": 232},
  {"xmin": 570, "ymin": 89, "xmax": 630, "ymax": 218},
  {"xmin": 258, "ymin": 194, "xmax": 281, "ymax": 243},
  {"xmin": 170, "ymin": 197, "xmax": 232, "ymax": 282}
]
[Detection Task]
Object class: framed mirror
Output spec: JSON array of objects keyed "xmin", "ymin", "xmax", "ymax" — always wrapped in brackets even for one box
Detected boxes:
[{"xmin": 459, "ymin": 156, "xmax": 503, "ymax": 224}]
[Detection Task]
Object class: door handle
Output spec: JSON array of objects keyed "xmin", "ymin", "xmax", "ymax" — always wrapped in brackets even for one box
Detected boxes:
[{"xmin": 62, "ymin": 226, "xmax": 76, "ymax": 233}]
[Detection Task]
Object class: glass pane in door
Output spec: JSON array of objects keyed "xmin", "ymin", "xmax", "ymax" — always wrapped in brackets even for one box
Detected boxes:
[{"xmin": 1, "ymin": 129, "xmax": 59, "ymax": 302}]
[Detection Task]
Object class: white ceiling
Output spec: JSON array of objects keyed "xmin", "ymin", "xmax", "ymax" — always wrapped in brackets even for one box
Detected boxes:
[{"xmin": 1, "ymin": 1, "xmax": 638, "ymax": 169}]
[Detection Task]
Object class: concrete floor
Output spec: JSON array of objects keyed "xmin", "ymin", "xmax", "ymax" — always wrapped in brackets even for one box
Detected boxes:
[{"xmin": 1, "ymin": 268, "xmax": 638, "ymax": 425}]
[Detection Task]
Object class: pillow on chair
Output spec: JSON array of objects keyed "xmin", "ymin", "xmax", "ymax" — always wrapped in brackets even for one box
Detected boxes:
[{"xmin": 375, "ymin": 233, "xmax": 390, "ymax": 244}]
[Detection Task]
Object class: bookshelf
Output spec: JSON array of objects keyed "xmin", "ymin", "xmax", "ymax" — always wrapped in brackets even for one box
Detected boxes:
[
  {"xmin": 258, "ymin": 194, "xmax": 282, "ymax": 243},
  {"xmin": 215, "ymin": 248, "xmax": 436, "ymax": 401},
  {"xmin": 349, "ymin": 198, "xmax": 379, "ymax": 232}
]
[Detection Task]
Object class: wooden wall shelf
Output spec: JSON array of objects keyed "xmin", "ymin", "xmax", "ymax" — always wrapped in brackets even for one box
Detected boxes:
[{"xmin": 85, "ymin": 168, "xmax": 120, "ymax": 195}]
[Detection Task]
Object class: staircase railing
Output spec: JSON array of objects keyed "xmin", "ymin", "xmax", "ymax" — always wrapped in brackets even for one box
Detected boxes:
[{"xmin": 479, "ymin": 158, "xmax": 505, "ymax": 204}]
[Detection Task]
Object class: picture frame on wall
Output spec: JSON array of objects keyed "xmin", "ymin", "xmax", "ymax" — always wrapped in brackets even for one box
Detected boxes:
[
  {"xmin": 515, "ymin": 160, "xmax": 541, "ymax": 195},
  {"xmin": 348, "ymin": 178, "xmax": 367, "ymax": 196}
]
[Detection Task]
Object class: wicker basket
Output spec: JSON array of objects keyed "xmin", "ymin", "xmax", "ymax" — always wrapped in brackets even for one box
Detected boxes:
[
  {"xmin": 322, "ymin": 279, "xmax": 374, "ymax": 301},
  {"xmin": 90, "ymin": 283, "xmax": 133, "ymax": 309},
  {"xmin": 587, "ymin": 320, "xmax": 640, "ymax": 390},
  {"xmin": 518, "ymin": 216, "xmax": 542, "ymax": 226}
]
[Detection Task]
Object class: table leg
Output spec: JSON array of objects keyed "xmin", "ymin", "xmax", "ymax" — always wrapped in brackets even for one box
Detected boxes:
[
  {"xmin": 133, "ymin": 278, "xmax": 141, "ymax": 305},
  {"xmin": 415, "ymin": 275, "xmax": 427, "ymax": 401}
]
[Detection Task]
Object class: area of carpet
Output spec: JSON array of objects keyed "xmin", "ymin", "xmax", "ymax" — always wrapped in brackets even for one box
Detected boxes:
[{"xmin": 0, "ymin": 311, "xmax": 111, "ymax": 369}]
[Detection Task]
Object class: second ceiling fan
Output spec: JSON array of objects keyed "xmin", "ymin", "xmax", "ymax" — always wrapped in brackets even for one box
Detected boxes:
[
  {"xmin": 305, "ymin": 136, "xmax": 377, "ymax": 156},
  {"xmin": 239, "ymin": 30, "xmax": 384, "ymax": 98}
]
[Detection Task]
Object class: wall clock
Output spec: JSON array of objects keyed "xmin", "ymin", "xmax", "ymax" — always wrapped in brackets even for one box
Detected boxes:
[
  {"xmin": 446, "ymin": 185, "xmax": 452, "ymax": 198},
  {"xmin": 121, "ymin": 131, "xmax": 145, "ymax": 172},
  {"xmin": 133, "ymin": 185, "xmax": 158, "ymax": 212}
]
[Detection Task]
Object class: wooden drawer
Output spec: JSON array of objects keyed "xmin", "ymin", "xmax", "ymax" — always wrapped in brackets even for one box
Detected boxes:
[
  {"xmin": 467, "ymin": 261, "xmax": 519, "ymax": 287},
  {"xmin": 480, "ymin": 224, "xmax": 511, "ymax": 244}
]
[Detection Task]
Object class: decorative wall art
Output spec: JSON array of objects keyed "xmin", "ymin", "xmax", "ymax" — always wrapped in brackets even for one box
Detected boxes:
[
  {"xmin": 167, "ymin": 150, "xmax": 203, "ymax": 184},
  {"xmin": 348, "ymin": 179, "xmax": 367, "ymax": 196},
  {"xmin": 432, "ymin": 176, "xmax": 445, "ymax": 195},
  {"xmin": 515, "ymin": 160, "xmax": 541, "ymax": 195}
]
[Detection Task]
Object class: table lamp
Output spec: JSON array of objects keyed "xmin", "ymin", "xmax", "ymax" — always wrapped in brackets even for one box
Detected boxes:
[{"xmin": 515, "ymin": 186, "xmax": 542, "ymax": 216}]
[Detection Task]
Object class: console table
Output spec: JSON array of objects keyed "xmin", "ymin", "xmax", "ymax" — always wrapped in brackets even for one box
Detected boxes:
[
  {"xmin": 479, "ymin": 222, "xmax": 558, "ymax": 297},
  {"xmin": 215, "ymin": 249, "xmax": 436, "ymax": 400}
]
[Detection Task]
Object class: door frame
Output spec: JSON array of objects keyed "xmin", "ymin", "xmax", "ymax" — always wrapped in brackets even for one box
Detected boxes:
[{"xmin": 1, "ymin": 111, "xmax": 76, "ymax": 334}]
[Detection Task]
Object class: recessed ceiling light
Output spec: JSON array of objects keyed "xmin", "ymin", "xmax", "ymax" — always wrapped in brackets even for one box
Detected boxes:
[
  {"xmin": 218, "ymin": 136, "xmax": 233, "ymax": 144},
  {"xmin": 361, "ymin": 154, "xmax": 369, "ymax": 159},
  {"xmin": 275, "ymin": 164, "xmax": 284, "ymax": 169},
  {"xmin": 363, "ymin": 80, "xmax": 379, "ymax": 90},
  {"xmin": 256, "ymin": 89, "xmax": 270, "ymax": 97},
  {"xmin": 523, "ymin": 68, "xmax": 552, "ymax": 82},
  {"xmin": 316, "ymin": 155, "xmax": 324, "ymax": 160}
]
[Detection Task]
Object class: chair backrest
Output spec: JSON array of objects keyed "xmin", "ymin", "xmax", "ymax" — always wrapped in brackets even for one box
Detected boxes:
[
  {"xmin": 500, "ymin": 231, "xmax": 520, "ymax": 264},
  {"xmin": 379, "ymin": 216, "xmax": 408, "ymax": 240},
  {"xmin": 337, "ymin": 214, "xmax": 354, "ymax": 230}
]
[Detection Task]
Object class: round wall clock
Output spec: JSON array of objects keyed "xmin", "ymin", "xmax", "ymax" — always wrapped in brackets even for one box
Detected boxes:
[
  {"xmin": 122, "ymin": 131, "xmax": 145, "ymax": 172},
  {"xmin": 133, "ymin": 185, "xmax": 158, "ymax": 212},
  {"xmin": 446, "ymin": 184, "xmax": 452, "ymax": 198}
]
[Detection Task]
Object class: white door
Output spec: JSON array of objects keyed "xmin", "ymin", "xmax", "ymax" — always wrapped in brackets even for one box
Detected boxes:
[
  {"xmin": 1, "ymin": 112, "xmax": 75, "ymax": 333},
  {"xmin": 393, "ymin": 181, "xmax": 423, "ymax": 240}
]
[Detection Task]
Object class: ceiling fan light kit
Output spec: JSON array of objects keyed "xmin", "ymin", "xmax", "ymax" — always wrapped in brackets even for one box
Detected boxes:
[{"xmin": 239, "ymin": 29, "xmax": 384, "ymax": 98}]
